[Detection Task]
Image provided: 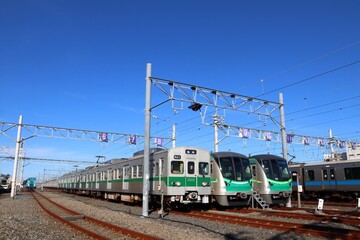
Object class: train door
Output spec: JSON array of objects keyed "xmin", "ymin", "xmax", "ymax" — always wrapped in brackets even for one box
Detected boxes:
[
  {"xmin": 321, "ymin": 168, "xmax": 336, "ymax": 191},
  {"xmin": 95, "ymin": 172, "xmax": 100, "ymax": 189},
  {"xmin": 123, "ymin": 166, "xmax": 130, "ymax": 190},
  {"xmin": 186, "ymin": 161, "xmax": 196, "ymax": 187},
  {"xmin": 107, "ymin": 169, "xmax": 112, "ymax": 190},
  {"xmin": 86, "ymin": 174, "xmax": 89, "ymax": 189},
  {"xmin": 153, "ymin": 158, "xmax": 164, "ymax": 193}
]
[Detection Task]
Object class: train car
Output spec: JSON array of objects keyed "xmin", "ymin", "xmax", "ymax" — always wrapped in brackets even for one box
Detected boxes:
[
  {"xmin": 289, "ymin": 159, "xmax": 360, "ymax": 200},
  {"xmin": 0, "ymin": 174, "xmax": 11, "ymax": 192},
  {"xmin": 56, "ymin": 146, "xmax": 212, "ymax": 209},
  {"xmin": 210, "ymin": 152, "xmax": 252, "ymax": 207},
  {"xmin": 249, "ymin": 154, "xmax": 292, "ymax": 206},
  {"xmin": 25, "ymin": 177, "xmax": 37, "ymax": 190}
]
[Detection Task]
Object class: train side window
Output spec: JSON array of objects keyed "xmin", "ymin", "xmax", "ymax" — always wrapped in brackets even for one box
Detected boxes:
[
  {"xmin": 138, "ymin": 165, "xmax": 143, "ymax": 178},
  {"xmin": 188, "ymin": 162, "xmax": 195, "ymax": 174},
  {"xmin": 307, "ymin": 170, "xmax": 315, "ymax": 181},
  {"xmin": 131, "ymin": 167, "xmax": 135, "ymax": 178},
  {"xmin": 171, "ymin": 161, "xmax": 184, "ymax": 174},
  {"xmin": 344, "ymin": 167, "xmax": 360, "ymax": 179},
  {"xmin": 155, "ymin": 163, "xmax": 159, "ymax": 176}
]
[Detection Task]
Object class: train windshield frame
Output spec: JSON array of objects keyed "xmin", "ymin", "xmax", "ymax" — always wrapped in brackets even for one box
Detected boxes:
[
  {"xmin": 262, "ymin": 159, "xmax": 291, "ymax": 181},
  {"xmin": 217, "ymin": 156, "xmax": 252, "ymax": 181}
]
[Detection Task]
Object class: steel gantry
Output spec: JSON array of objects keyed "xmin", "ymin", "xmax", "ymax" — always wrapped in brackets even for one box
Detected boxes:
[
  {"xmin": 149, "ymin": 76, "xmax": 287, "ymax": 154},
  {"xmin": 1, "ymin": 116, "xmax": 173, "ymax": 198},
  {"xmin": 0, "ymin": 122, "xmax": 172, "ymax": 145},
  {"xmin": 150, "ymin": 76, "xmax": 281, "ymax": 117},
  {"xmin": 142, "ymin": 64, "xmax": 287, "ymax": 216}
]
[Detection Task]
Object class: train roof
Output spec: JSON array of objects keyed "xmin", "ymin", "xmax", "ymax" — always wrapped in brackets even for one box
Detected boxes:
[
  {"xmin": 132, "ymin": 147, "xmax": 165, "ymax": 157},
  {"xmin": 250, "ymin": 154, "xmax": 285, "ymax": 160},
  {"xmin": 300, "ymin": 158, "xmax": 360, "ymax": 167},
  {"xmin": 211, "ymin": 151, "xmax": 248, "ymax": 158}
]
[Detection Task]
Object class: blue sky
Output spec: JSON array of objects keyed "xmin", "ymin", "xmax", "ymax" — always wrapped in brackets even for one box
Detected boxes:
[{"xmin": 1, "ymin": 0, "xmax": 360, "ymax": 180}]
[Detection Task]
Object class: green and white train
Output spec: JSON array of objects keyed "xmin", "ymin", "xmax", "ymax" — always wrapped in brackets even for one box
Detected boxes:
[
  {"xmin": 53, "ymin": 147, "xmax": 212, "ymax": 209},
  {"xmin": 44, "ymin": 148, "xmax": 292, "ymax": 209},
  {"xmin": 211, "ymin": 151, "xmax": 253, "ymax": 207},
  {"xmin": 250, "ymin": 154, "xmax": 292, "ymax": 205}
]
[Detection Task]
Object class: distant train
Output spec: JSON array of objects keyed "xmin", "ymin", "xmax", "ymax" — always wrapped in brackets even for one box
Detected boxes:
[
  {"xmin": 289, "ymin": 159, "xmax": 360, "ymax": 200},
  {"xmin": 46, "ymin": 147, "xmax": 212, "ymax": 209},
  {"xmin": 0, "ymin": 174, "xmax": 11, "ymax": 192},
  {"xmin": 210, "ymin": 152, "xmax": 252, "ymax": 207},
  {"xmin": 250, "ymin": 154, "xmax": 292, "ymax": 206},
  {"xmin": 25, "ymin": 177, "xmax": 37, "ymax": 190}
]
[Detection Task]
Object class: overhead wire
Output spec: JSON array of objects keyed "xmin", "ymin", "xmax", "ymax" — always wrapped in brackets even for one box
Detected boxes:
[
  {"xmin": 258, "ymin": 60, "xmax": 360, "ymax": 97},
  {"xmin": 255, "ymin": 40, "xmax": 360, "ymax": 87}
]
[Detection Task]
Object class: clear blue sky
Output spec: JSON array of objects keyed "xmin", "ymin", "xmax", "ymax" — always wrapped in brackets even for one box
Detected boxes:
[{"xmin": 1, "ymin": 0, "xmax": 360, "ymax": 180}]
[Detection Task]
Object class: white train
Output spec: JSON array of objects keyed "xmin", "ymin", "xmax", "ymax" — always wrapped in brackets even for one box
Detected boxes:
[{"xmin": 44, "ymin": 147, "xmax": 212, "ymax": 209}]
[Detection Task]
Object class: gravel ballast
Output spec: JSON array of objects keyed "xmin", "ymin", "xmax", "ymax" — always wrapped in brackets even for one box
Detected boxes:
[{"xmin": 0, "ymin": 191, "xmax": 333, "ymax": 240}]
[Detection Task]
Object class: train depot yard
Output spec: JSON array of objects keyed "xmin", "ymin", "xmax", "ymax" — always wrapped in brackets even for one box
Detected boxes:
[
  {"xmin": 2, "ymin": 147, "xmax": 360, "ymax": 239},
  {"xmin": 2, "ymin": 2, "xmax": 360, "ymax": 239},
  {"xmin": 1, "ymin": 189, "xmax": 359, "ymax": 240}
]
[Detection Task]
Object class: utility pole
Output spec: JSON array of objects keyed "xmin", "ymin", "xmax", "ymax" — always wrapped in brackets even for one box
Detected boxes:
[
  {"xmin": 329, "ymin": 129, "xmax": 335, "ymax": 159},
  {"xmin": 279, "ymin": 93, "xmax": 287, "ymax": 160},
  {"xmin": 213, "ymin": 115, "xmax": 219, "ymax": 153},
  {"xmin": 11, "ymin": 115, "xmax": 23, "ymax": 198},
  {"xmin": 143, "ymin": 63, "xmax": 152, "ymax": 217},
  {"xmin": 172, "ymin": 124, "xmax": 176, "ymax": 148},
  {"xmin": 278, "ymin": 93, "xmax": 291, "ymax": 207}
]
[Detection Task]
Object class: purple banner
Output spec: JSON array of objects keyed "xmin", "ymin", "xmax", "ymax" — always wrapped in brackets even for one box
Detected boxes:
[
  {"xmin": 99, "ymin": 132, "xmax": 108, "ymax": 142},
  {"xmin": 242, "ymin": 128, "xmax": 249, "ymax": 138},
  {"xmin": 154, "ymin": 137, "xmax": 163, "ymax": 146},
  {"xmin": 129, "ymin": 135, "xmax": 136, "ymax": 145},
  {"xmin": 265, "ymin": 132, "xmax": 272, "ymax": 141}
]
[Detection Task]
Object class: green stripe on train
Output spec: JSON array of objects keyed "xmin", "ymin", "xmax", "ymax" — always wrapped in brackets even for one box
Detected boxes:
[{"xmin": 62, "ymin": 176, "xmax": 211, "ymax": 187}]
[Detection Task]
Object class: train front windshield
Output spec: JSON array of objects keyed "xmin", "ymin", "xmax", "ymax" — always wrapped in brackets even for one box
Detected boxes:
[
  {"xmin": 218, "ymin": 156, "xmax": 252, "ymax": 181},
  {"xmin": 262, "ymin": 159, "xmax": 291, "ymax": 181}
]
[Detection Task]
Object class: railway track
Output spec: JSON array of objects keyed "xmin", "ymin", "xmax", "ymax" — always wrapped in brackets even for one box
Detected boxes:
[
  {"xmin": 175, "ymin": 210, "xmax": 360, "ymax": 240},
  {"xmin": 292, "ymin": 200, "xmax": 358, "ymax": 208},
  {"xmin": 226, "ymin": 207, "xmax": 360, "ymax": 225},
  {"xmin": 31, "ymin": 192, "xmax": 161, "ymax": 240}
]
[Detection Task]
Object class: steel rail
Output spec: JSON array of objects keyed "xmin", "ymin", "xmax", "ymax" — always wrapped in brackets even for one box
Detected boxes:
[
  {"xmin": 225, "ymin": 207, "xmax": 360, "ymax": 226},
  {"xmin": 31, "ymin": 191, "xmax": 161, "ymax": 240},
  {"xmin": 174, "ymin": 210, "xmax": 360, "ymax": 239}
]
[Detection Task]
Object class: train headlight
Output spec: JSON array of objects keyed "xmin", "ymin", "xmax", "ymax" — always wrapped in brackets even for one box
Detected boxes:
[
  {"xmin": 172, "ymin": 181, "xmax": 181, "ymax": 187},
  {"xmin": 201, "ymin": 182, "xmax": 210, "ymax": 187}
]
